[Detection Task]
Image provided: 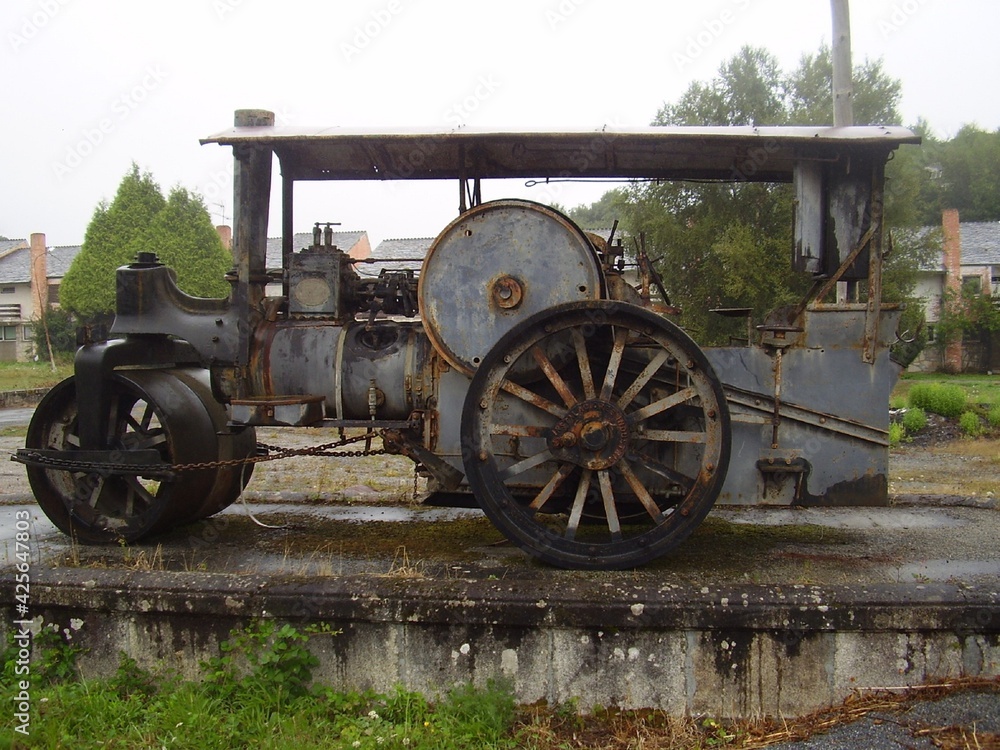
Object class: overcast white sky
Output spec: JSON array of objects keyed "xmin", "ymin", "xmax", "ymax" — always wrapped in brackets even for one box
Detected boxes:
[{"xmin": 2, "ymin": 0, "xmax": 998, "ymax": 248}]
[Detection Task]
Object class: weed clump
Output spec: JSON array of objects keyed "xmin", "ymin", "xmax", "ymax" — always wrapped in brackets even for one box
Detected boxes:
[
  {"xmin": 888, "ymin": 422, "xmax": 906, "ymax": 446},
  {"xmin": 908, "ymin": 383, "xmax": 967, "ymax": 418},
  {"xmin": 900, "ymin": 407, "xmax": 927, "ymax": 433},
  {"xmin": 959, "ymin": 410, "xmax": 984, "ymax": 437}
]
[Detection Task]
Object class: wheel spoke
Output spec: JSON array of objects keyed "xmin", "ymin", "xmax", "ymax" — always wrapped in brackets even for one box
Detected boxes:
[
  {"xmin": 532, "ymin": 345, "xmax": 577, "ymax": 408},
  {"xmin": 597, "ymin": 470, "xmax": 622, "ymax": 542},
  {"xmin": 564, "ymin": 469, "xmax": 592, "ymax": 541},
  {"xmin": 497, "ymin": 448, "xmax": 555, "ymax": 481},
  {"xmin": 134, "ymin": 428, "xmax": 168, "ymax": 450},
  {"xmin": 629, "ymin": 450, "xmax": 696, "ymax": 492},
  {"xmin": 599, "ymin": 327, "xmax": 628, "ymax": 401},
  {"xmin": 572, "ymin": 328, "xmax": 596, "ymax": 400},
  {"xmin": 618, "ymin": 458, "xmax": 668, "ymax": 523},
  {"xmin": 500, "ymin": 379, "xmax": 568, "ymax": 419},
  {"xmin": 122, "ymin": 475, "xmax": 156, "ymax": 510},
  {"xmin": 640, "ymin": 429, "xmax": 707, "ymax": 444},
  {"xmin": 529, "ymin": 463, "xmax": 576, "ymax": 512},
  {"xmin": 626, "ymin": 386, "xmax": 697, "ymax": 425},
  {"xmin": 86, "ymin": 475, "xmax": 105, "ymax": 508},
  {"xmin": 616, "ymin": 349, "xmax": 669, "ymax": 410},
  {"xmin": 139, "ymin": 402, "xmax": 156, "ymax": 432}
]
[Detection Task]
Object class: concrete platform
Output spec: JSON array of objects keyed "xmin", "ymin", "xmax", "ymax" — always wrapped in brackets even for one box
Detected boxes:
[{"xmin": 2, "ymin": 495, "xmax": 999, "ymax": 719}]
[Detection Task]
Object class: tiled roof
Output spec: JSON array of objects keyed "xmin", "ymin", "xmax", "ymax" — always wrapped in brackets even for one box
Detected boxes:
[
  {"xmin": 0, "ymin": 244, "xmax": 81, "ymax": 284},
  {"xmin": 364, "ymin": 238, "xmax": 434, "ymax": 277},
  {"xmin": 913, "ymin": 221, "xmax": 1000, "ymax": 273},
  {"xmin": 265, "ymin": 231, "xmax": 366, "ymax": 268},
  {"xmin": 959, "ymin": 222, "xmax": 1000, "ymax": 266},
  {"xmin": 0, "ymin": 238, "xmax": 28, "ymax": 256}
]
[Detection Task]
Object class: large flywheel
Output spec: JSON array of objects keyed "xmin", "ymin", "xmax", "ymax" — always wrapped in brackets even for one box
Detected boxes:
[
  {"xmin": 462, "ymin": 301, "xmax": 731, "ymax": 569},
  {"xmin": 419, "ymin": 199, "xmax": 604, "ymax": 375}
]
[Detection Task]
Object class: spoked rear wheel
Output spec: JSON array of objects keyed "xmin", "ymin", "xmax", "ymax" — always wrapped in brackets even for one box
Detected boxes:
[{"xmin": 462, "ymin": 301, "xmax": 730, "ymax": 569}]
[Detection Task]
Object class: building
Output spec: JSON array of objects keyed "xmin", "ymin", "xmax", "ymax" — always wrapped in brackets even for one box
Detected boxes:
[
  {"xmin": 367, "ymin": 237, "xmax": 433, "ymax": 277},
  {"xmin": 0, "ymin": 234, "xmax": 80, "ymax": 362},
  {"xmin": 910, "ymin": 209, "xmax": 1000, "ymax": 372}
]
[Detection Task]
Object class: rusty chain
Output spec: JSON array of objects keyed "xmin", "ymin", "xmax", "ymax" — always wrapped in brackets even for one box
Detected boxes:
[{"xmin": 15, "ymin": 431, "xmax": 387, "ymax": 476}]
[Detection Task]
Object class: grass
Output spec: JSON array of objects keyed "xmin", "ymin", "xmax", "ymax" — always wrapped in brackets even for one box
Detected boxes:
[
  {"xmin": 895, "ymin": 372, "xmax": 1000, "ymax": 410},
  {"xmin": 0, "ymin": 360, "xmax": 72, "ymax": 392}
]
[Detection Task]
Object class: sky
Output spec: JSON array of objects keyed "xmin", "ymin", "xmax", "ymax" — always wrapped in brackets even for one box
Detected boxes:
[{"xmin": 2, "ymin": 0, "xmax": 999, "ymax": 249}]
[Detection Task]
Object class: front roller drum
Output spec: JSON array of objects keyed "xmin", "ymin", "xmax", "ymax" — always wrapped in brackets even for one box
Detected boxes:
[
  {"xmin": 462, "ymin": 301, "xmax": 731, "ymax": 569},
  {"xmin": 25, "ymin": 370, "xmax": 223, "ymax": 543}
]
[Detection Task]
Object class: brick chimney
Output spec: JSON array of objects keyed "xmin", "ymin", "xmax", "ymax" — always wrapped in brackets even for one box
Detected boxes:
[
  {"xmin": 29, "ymin": 233, "xmax": 48, "ymax": 319},
  {"xmin": 942, "ymin": 209, "xmax": 963, "ymax": 372},
  {"xmin": 216, "ymin": 224, "xmax": 232, "ymax": 251}
]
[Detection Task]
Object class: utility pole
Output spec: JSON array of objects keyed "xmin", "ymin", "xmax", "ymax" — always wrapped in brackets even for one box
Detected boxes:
[{"xmin": 831, "ymin": 0, "xmax": 854, "ymax": 127}]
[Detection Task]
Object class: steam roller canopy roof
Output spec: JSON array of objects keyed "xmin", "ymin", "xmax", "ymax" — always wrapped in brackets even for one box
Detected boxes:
[{"xmin": 200, "ymin": 124, "xmax": 920, "ymax": 182}]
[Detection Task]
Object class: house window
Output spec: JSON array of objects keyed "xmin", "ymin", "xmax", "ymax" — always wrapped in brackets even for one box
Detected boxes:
[
  {"xmin": 0, "ymin": 286, "xmax": 14, "ymax": 294},
  {"xmin": 47, "ymin": 283, "xmax": 60, "ymax": 305},
  {"xmin": 22, "ymin": 325, "xmax": 32, "ymax": 341},
  {"xmin": 926, "ymin": 324, "xmax": 935, "ymax": 342},
  {"xmin": 2, "ymin": 325, "xmax": 18, "ymax": 341},
  {"xmin": 962, "ymin": 275, "xmax": 983, "ymax": 295}
]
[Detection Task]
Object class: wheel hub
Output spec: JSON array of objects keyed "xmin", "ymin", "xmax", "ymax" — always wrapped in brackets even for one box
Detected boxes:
[{"xmin": 549, "ymin": 399, "xmax": 629, "ymax": 470}]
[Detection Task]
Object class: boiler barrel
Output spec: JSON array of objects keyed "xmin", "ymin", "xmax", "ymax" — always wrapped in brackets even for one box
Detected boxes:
[{"xmin": 250, "ymin": 319, "xmax": 434, "ymax": 421}]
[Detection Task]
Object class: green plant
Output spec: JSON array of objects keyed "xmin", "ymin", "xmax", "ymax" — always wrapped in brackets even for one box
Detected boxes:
[
  {"xmin": 908, "ymin": 382, "xmax": 968, "ymax": 418},
  {"xmin": 434, "ymin": 679, "xmax": 516, "ymax": 747},
  {"xmin": 959, "ymin": 410, "xmax": 984, "ymax": 437},
  {"xmin": 888, "ymin": 422, "xmax": 906, "ymax": 446},
  {"xmin": 901, "ymin": 407, "xmax": 927, "ymax": 432},
  {"xmin": 109, "ymin": 652, "xmax": 157, "ymax": 699},
  {"xmin": 987, "ymin": 405, "xmax": 1000, "ymax": 428},
  {"xmin": 202, "ymin": 620, "xmax": 333, "ymax": 704},
  {"xmin": 32, "ymin": 621, "xmax": 87, "ymax": 685}
]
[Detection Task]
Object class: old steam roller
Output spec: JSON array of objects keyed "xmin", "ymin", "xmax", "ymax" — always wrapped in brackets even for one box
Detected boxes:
[{"xmin": 16, "ymin": 110, "xmax": 919, "ymax": 569}]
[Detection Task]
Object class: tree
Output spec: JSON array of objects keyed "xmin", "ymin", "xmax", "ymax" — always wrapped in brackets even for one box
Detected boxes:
[
  {"xmin": 937, "ymin": 125, "xmax": 1000, "ymax": 222},
  {"xmin": 126, "ymin": 187, "xmax": 230, "ymax": 298},
  {"xmin": 598, "ymin": 45, "xmax": 923, "ymax": 344},
  {"xmin": 567, "ymin": 189, "xmax": 628, "ymax": 230},
  {"xmin": 60, "ymin": 165, "xmax": 231, "ymax": 319},
  {"xmin": 60, "ymin": 164, "xmax": 165, "ymax": 319}
]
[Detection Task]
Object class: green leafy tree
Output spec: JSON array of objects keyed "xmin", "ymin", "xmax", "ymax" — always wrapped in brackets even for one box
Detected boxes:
[
  {"xmin": 60, "ymin": 164, "xmax": 166, "ymax": 319},
  {"xmin": 936, "ymin": 285, "xmax": 1000, "ymax": 365},
  {"xmin": 126, "ymin": 187, "xmax": 230, "ymax": 298},
  {"xmin": 567, "ymin": 188, "xmax": 628, "ymax": 230},
  {"xmin": 60, "ymin": 165, "xmax": 231, "ymax": 319},
  {"xmin": 603, "ymin": 44, "xmax": 923, "ymax": 344},
  {"xmin": 937, "ymin": 125, "xmax": 1000, "ymax": 222}
]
